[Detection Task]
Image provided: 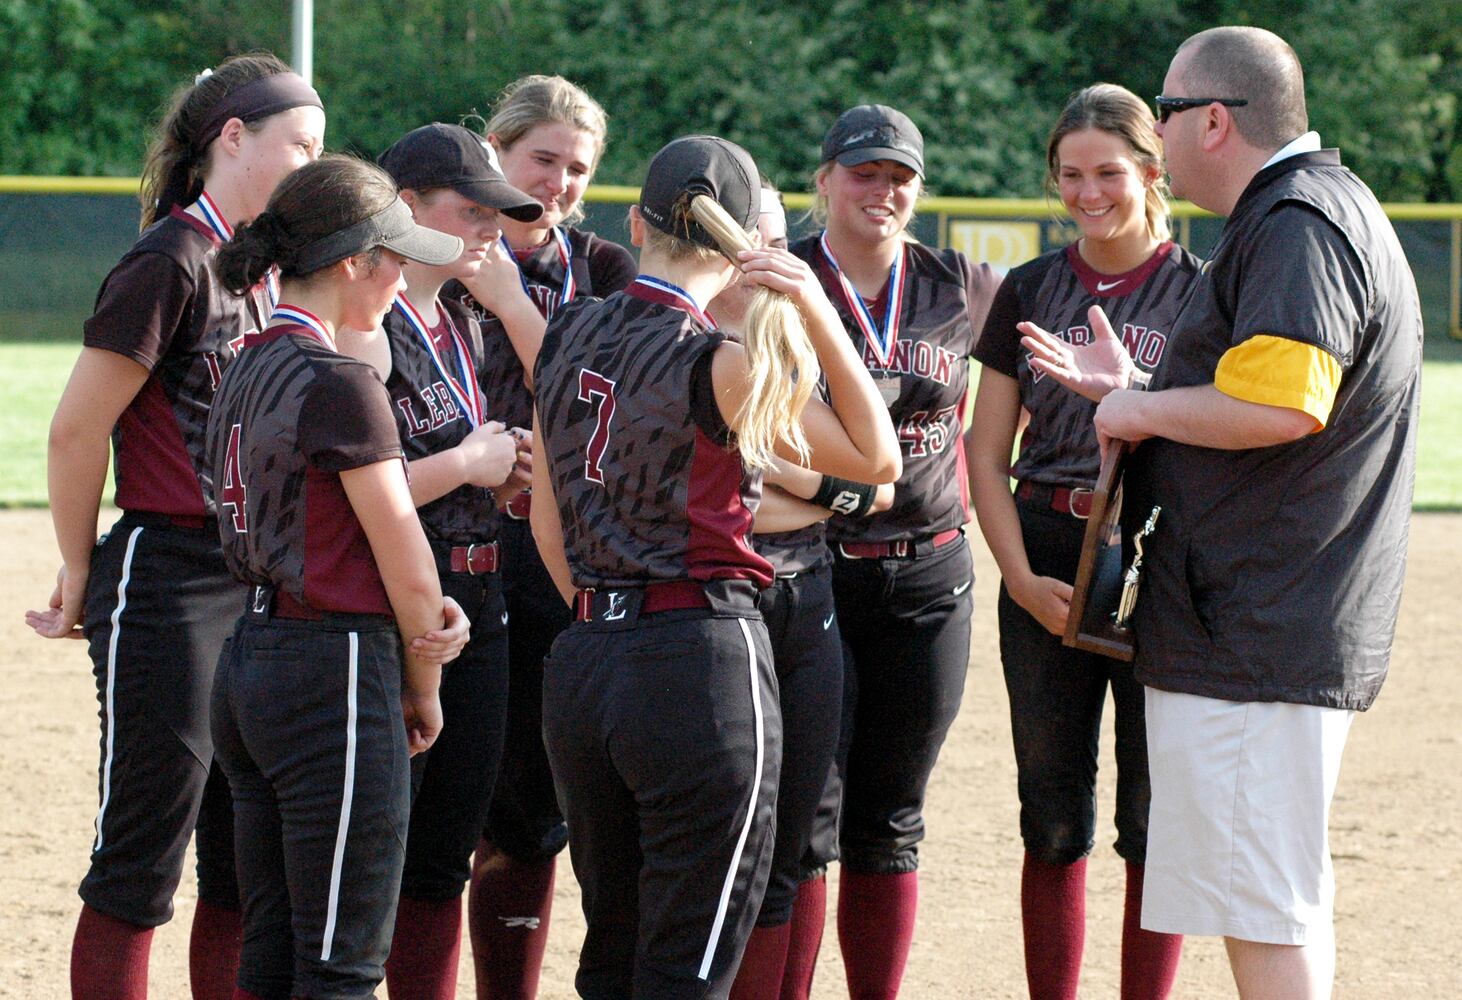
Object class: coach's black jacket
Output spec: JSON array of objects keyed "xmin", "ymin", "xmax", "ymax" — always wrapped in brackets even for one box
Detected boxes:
[{"xmin": 1125, "ymin": 150, "xmax": 1422, "ymax": 711}]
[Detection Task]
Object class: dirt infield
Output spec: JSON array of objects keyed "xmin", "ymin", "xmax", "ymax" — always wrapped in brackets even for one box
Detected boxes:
[{"xmin": 3, "ymin": 508, "xmax": 1457, "ymax": 998}]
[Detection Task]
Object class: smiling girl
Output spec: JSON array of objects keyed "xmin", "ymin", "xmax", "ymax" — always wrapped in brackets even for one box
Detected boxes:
[
  {"xmin": 966, "ymin": 83, "xmax": 1198, "ymax": 1000},
  {"xmin": 790, "ymin": 104, "xmax": 999, "ymax": 999},
  {"xmin": 26, "ymin": 54, "xmax": 323, "ymax": 999}
]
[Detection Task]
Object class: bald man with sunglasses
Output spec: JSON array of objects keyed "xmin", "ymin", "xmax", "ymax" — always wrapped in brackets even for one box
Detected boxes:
[{"xmin": 1023, "ymin": 25, "xmax": 1422, "ymax": 1000}]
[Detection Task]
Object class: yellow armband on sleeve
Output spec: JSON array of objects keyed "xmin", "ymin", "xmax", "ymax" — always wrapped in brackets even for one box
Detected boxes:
[{"xmin": 1214, "ymin": 335, "xmax": 1341, "ymax": 429}]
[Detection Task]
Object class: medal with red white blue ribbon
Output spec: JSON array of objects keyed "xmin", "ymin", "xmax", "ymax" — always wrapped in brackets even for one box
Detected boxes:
[
  {"xmin": 195, "ymin": 190, "xmax": 233, "ymax": 242},
  {"xmin": 500, "ymin": 227, "xmax": 577, "ymax": 318},
  {"xmin": 197, "ymin": 190, "xmax": 280, "ymax": 316},
  {"xmin": 818, "ymin": 231, "xmax": 906, "ymax": 368},
  {"xmin": 626, "ymin": 275, "xmax": 716, "ymax": 329},
  {"xmin": 269, "ymin": 304, "xmax": 333, "ymax": 348},
  {"xmin": 393, "ymin": 292, "xmax": 485, "ymax": 428}
]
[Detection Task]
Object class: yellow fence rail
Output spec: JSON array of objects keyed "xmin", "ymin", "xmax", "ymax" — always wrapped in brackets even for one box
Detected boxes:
[{"xmin": 6, "ymin": 177, "xmax": 1459, "ymax": 338}]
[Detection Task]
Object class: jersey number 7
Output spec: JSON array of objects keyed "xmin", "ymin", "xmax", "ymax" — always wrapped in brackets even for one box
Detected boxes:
[{"xmin": 578, "ymin": 368, "xmax": 617, "ymax": 485}]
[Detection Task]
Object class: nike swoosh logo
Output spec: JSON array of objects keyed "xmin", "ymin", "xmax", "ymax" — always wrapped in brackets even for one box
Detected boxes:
[
  {"xmin": 952, "ymin": 581, "xmax": 972, "ymax": 596},
  {"xmin": 501, "ymin": 611, "xmax": 509, "ymax": 625},
  {"xmin": 823, "ymin": 613, "xmax": 835, "ymax": 630},
  {"xmin": 1096, "ymin": 279, "xmax": 1122, "ymax": 292}
]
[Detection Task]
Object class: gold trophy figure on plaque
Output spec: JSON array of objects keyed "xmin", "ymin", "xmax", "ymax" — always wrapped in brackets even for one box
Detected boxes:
[{"xmin": 1112, "ymin": 506, "xmax": 1161, "ymax": 633}]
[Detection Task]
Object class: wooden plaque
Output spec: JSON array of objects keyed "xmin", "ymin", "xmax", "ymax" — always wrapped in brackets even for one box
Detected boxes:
[{"xmin": 1063, "ymin": 441, "xmax": 1134, "ymax": 662}]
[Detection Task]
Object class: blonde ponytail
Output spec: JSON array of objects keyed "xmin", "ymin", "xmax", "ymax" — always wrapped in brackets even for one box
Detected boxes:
[{"xmin": 687, "ymin": 195, "xmax": 820, "ymax": 471}]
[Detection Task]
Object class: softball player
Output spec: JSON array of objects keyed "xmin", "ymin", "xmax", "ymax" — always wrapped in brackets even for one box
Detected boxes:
[
  {"xmin": 365, "ymin": 122, "xmax": 543, "ymax": 1000},
  {"xmin": 459, "ymin": 75, "xmax": 637, "ymax": 1000},
  {"xmin": 206, "ymin": 154, "xmax": 465, "ymax": 1000},
  {"xmin": 530, "ymin": 135, "xmax": 900, "ymax": 998},
  {"xmin": 967, "ymin": 84, "xmax": 1195, "ymax": 1000},
  {"xmin": 711, "ymin": 179, "xmax": 891, "ymax": 1000},
  {"xmin": 24, "ymin": 54, "xmax": 322, "ymax": 1000},
  {"xmin": 789, "ymin": 104, "xmax": 999, "ymax": 998}
]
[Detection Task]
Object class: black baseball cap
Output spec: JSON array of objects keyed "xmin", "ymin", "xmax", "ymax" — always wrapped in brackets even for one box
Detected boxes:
[
  {"xmin": 379, "ymin": 123, "xmax": 544, "ymax": 223},
  {"xmin": 821, "ymin": 105, "xmax": 925, "ymax": 177},
  {"xmin": 638, "ymin": 136, "xmax": 758, "ymax": 250}
]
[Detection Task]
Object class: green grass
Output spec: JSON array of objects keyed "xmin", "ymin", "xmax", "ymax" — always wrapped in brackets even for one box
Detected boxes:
[
  {"xmin": 2, "ymin": 341, "xmax": 1460, "ymax": 510},
  {"xmin": 0, "ymin": 343, "xmax": 112, "ymax": 508}
]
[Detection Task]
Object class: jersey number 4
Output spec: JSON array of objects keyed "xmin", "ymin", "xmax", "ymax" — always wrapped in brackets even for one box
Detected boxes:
[
  {"xmin": 577, "ymin": 369, "xmax": 617, "ymax": 485},
  {"xmin": 221, "ymin": 423, "xmax": 248, "ymax": 532}
]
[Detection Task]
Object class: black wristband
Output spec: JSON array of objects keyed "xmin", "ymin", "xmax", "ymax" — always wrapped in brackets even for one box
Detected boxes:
[{"xmin": 809, "ymin": 475, "xmax": 876, "ymax": 517}]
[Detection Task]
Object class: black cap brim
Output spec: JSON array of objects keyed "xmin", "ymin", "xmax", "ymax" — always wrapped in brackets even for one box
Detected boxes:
[
  {"xmin": 833, "ymin": 146, "xmax": 924, "ymax": 177},
  {"xmin": 455, "ymin": 178, "xmax": 545, "ymax": 223}
]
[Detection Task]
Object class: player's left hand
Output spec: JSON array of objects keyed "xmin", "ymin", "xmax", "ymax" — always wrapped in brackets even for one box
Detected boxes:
[
  {"xmin": 410, "ymin": 596, "xmax": 470, "ymax": 664},
  {"xmin": 25, "ymin": 564, "xmax": 87, "ymax": 640}
]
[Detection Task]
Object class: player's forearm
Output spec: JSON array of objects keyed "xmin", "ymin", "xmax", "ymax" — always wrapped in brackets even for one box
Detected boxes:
[
  {"xmin": 968, "ymin": 444, "xmax": 1037, "ymax": 588},
  {"xmin": 804, "ymin": 299, "xmax": 902, "ymax": 482},
  {"xmin": 405, "ymin": 450, "xmax": 468, "ymax": 507},
  {"xmin": 47, "ymin": 420, "xmax": 110, "ymax": 570},
  {"xmin": 753, "ymin": 485, "xmax": 832, "ymax": 534},
  {"xmin": 495, "ymin": 297, "xmax": 547, "ymax": 390}
]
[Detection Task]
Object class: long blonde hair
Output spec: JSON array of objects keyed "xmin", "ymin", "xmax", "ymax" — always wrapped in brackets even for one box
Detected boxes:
[{"xmin": 662, "ymin": 195, "xmax": 820, "ymax": 470}]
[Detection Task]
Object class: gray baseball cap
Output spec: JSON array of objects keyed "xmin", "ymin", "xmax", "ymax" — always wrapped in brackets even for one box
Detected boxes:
[
  {"xmin": 821, "ymin": 105, "xmax": 925, "ymax": 177},
  {"xmin": 293, "ymin": 197, "xmax": 464, "ymax": 273}
]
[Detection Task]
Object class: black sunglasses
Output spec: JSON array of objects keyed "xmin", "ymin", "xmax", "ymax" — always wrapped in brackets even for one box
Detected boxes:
[{"xmin": 1153, "ymin": 96, "xmax": 1249, "ymax": 123}]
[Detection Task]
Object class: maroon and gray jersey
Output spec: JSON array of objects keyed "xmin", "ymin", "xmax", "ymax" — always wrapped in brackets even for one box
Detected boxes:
[
  {"xmin": 451, "ymin": 226, "xmax": 637, "ymax": 431},
  {"xmin": 382, "ymin": 296, "xmax": 499, "ymax": 545},
  {"xmin": 85, "ymin": 207, "xmax": 268, "ymax": 518},
  {"xmin": 534, "ymin": 281, "xmax": 772, "ymax": 589},
  {"xmin": 975, "ymin": 241, "xmax": 1202, "ymax": 488},
  {"xmin": 208, "ymin": 323, "xmax": 403, "ymax": 615},
  {"xmin": 792, "ymin": 236, "xmax": 998, "ymax": 543}
]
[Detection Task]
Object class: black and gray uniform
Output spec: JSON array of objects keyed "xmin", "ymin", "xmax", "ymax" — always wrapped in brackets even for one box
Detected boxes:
[
  {"xmin": 791, "ymin": 235, "xmax": 998, "ymax": 875},
  {"xmin": 750, "ymin": 520, "xmax": 843, "ymax": 927},
  {"xmin": 451, "ymin": 226, "xmax": 636, "ymax": 863},
  {"xmin": 1126, "ymin": 149, "xmax": 1422, "ymax": 709},
  {"xmin": 78, "ymin": 205, "xmax": 261, "ymax": 928},
  {"xmin": 207, "ymin": 321, "xmax": 412, "ymax": 1000},
  {"xmin": 535, "ymin": 278, "xmax": 780, "ymax": 999},
  {"xmin": 382, "ymin": 297, "xmax": 510, "ymax": 901},
  {"xmin": 973, "ymin": 241, "xmax": 1201, "ymax": 864}
]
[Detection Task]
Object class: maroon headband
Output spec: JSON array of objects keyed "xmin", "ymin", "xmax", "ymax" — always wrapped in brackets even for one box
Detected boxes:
[{"xmin": 193, "ymin": 72, "xmax": 323, "ymax": 152}]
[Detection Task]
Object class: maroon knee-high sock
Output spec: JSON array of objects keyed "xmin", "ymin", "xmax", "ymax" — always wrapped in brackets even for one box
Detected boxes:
[
  {"xmin": 1020, "ymin": 854, "xmax": 1086, "ymax": 1000},
  {"xmin": 837, "ymin": 869, "xmax": 919, "ymax": 1000},
  {"xmin": 384, "ymin": 895, "xmax": 463, "ymax": 1000},
  {"xmin": 1120, "ymin": 862, "xmax": 1182, "ymax": 1000},
  {"xmin": 230, "ymin": 990, "xmax": 268, "ymax": 1000},
  {"xmin": 467, "ymin": 841, "xmax": 555, "ymax": 1000},
  {"xmin": 729, "ymin": 922, "xmax": 793, "ymax": 1000},
  {"xmin": 71, "ymin": 903, "xmax": 153, "ymax": 1000},
  {"xmin": 190, "ymin": 899, "xmax": 243, "ymax": 1000},
  {"xmin": 779, "ymin": 876, "xmax": 827, "ymax": 1000}
]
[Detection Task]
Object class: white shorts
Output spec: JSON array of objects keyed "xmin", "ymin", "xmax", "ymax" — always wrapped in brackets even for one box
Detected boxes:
[{"xmin": 1141, "ymin": 688, "xmax": 1354, "ymax": 945}]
